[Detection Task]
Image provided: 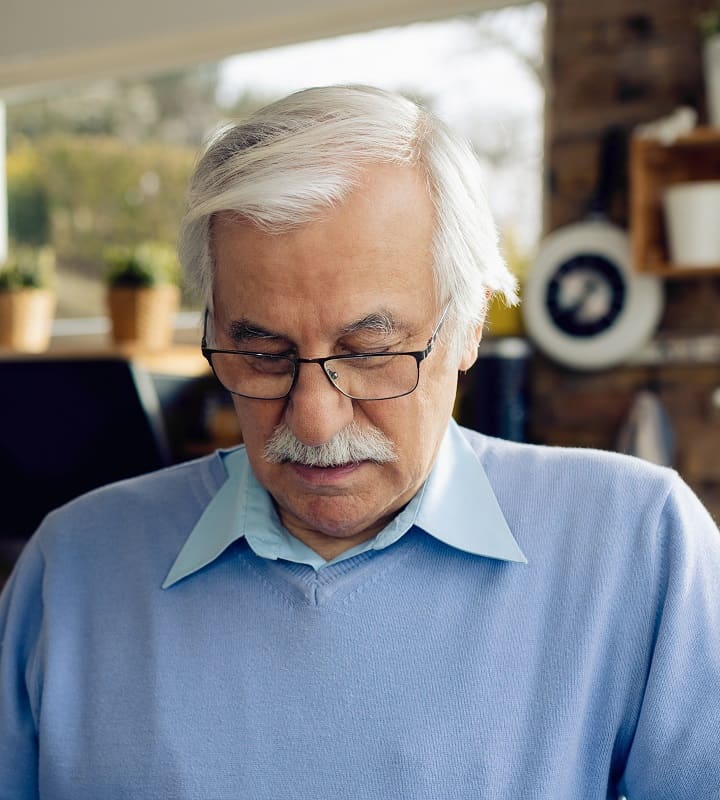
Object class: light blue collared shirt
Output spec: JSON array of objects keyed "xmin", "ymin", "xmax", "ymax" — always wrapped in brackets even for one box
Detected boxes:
[{"xmin": 163, "ymin": 420, "xmax": 526, "ymax": 588}]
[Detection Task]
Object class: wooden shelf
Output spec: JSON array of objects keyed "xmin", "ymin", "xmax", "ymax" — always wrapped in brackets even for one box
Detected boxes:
[
  {"xmin": 636, "ymin": 262, "xmax": 720, "ymax": 279},
  {"xmin": 630, "ymin": 127, "xmax": 720, "ymax": 278},
  {"xmin": 0, "ymin": 344, "xmax": 210, "ymax": 377}
]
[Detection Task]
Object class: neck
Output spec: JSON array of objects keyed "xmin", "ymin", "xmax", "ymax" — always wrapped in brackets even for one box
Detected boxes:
[
  {"xmin": 275, "ymin": 503, "xmax": 400, "ymax": 562},
  {"xmin": 282, "ymin": 520, "xmax": 386, "ymax": 562}
]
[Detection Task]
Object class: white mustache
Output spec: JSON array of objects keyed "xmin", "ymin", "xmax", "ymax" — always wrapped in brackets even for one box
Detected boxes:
[{"xmin": 263, "ymin": 422, "xmax": 397, "ymax": 467}]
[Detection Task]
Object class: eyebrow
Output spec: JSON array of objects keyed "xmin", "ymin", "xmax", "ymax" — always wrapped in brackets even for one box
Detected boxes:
[
  {"xmin": 228, "ymin": 319, "xmax": 286, "ymax": 343},
  {"xmin": 339, "ymin": 311, "xmax": 403, "ymax": 337}
]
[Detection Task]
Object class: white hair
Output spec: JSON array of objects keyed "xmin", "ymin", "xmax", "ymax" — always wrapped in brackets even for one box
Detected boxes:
[{"xmin": 178, "ymin": 85, "xmax": 518, "ymax": 355}]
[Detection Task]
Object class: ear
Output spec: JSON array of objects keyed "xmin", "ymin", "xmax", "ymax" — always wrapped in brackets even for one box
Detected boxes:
[
  {"xmin": 458, "ymin": 291, "xmax": 491, "ymax": 372},
  {"xmin": 458, "ymin": 322, "xmax": 484, "ymax": 372}
]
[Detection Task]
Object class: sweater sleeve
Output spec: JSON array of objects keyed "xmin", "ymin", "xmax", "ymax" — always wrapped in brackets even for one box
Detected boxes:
[
  {"xmin": 619, "ymin": 473, "xmax": 720, "ymax": 798},
  {"xmin": 0, "ymin": 538, "xmax": 43, "ymax": 800}
]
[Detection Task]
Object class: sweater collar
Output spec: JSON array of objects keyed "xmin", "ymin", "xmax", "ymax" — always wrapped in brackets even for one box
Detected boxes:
[{"xmin": 163, "ymin": 420, "xmax": 525, "ymax": 589}]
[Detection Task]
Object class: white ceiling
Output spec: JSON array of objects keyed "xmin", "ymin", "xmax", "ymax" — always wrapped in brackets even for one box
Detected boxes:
[{"xmin": 1, "ymin": 0, "xmax": 525, "ymax": 96}]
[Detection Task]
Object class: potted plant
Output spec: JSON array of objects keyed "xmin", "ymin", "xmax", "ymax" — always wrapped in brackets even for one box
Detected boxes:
[
  {"xmin": 105, "ymin": 242, "xmax": 181, "ymax": 351},
  {"xmin": 0, "ymin": 246, "xmax": 56, "ymax": 352},
  {"xmin": 700, "ymin": 4, "xmax": 720, "ymax": 126}
]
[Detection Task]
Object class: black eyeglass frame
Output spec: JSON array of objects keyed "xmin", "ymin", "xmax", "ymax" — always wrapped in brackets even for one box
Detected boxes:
[{"xmin": 201, "ymin": 303, "xmax": 451, "ymax": 401}]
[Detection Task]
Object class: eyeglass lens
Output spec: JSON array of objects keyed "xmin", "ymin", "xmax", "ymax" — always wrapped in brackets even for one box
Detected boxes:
[{"xmin": 208, "ymin": 352, "xmax": 420, "ymax": 400}]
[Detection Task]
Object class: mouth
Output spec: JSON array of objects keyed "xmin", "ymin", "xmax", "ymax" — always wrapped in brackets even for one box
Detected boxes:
[{"xmin": 288, "ymin": 460, "xmax": 366, "ymax": 485}]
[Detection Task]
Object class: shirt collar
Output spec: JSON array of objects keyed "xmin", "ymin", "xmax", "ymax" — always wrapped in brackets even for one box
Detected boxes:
[
  {"xmin": 162, "ymin": 420, "xmax": 525, "ymax": 589},
  {"xmin": 416, "ymin": 421, "xmax": 527, "ymax": 563}
]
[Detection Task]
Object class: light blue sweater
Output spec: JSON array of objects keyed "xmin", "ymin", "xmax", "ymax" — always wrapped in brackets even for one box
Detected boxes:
[{"xmin": 1, "ymin": 426, "xmax": 719, "ymax": 799}]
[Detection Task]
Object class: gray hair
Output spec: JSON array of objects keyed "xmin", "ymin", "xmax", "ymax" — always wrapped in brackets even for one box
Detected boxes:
[{"xmin": 178, "ymin": 85, "xmax": 518, "ymax": 355}]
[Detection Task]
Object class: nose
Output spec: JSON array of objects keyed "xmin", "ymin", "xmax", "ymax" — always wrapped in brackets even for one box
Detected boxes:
[{"xmin": 283, "ymin": 361, "xmax": 354, "ymax": 447}]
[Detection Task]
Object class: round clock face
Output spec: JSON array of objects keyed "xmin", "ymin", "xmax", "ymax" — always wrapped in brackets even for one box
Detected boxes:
[
  {"xmin": 522, "ymin": 221, "xmax": 663, "ymax": 370},
  {"xmin": 546, "ymin": 253, "xmax": 626, "ymax": 338}
]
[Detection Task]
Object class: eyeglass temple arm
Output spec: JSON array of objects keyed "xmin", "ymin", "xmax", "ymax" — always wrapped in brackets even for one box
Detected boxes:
[{"xmin": 422, "ymin": 302, "xmax": 451, "ymax": 357}]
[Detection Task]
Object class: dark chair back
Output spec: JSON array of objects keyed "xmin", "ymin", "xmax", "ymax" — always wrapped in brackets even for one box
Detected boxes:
[{"xmin": 0, "ymin": 356, "xmax": 171, "ymax": 567}]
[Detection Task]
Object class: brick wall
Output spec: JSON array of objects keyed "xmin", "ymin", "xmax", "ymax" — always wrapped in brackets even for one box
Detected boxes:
[{"xmin": 537, "ymin": 0, "xmax": 720, "ymax": 519}]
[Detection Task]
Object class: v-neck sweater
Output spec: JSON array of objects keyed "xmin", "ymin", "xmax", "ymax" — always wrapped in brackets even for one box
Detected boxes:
[{"xmin": 1, "ymin": 427, "xmax": 719, "ymax": 799}]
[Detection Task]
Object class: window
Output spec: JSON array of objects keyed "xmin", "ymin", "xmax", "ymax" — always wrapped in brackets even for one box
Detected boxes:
[{"xmin": 4, "ymin": 3, "xmax": 545, "ymax": 342}]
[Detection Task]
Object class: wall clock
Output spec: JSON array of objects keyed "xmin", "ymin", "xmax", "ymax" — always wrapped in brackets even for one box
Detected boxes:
[{"xmin": 522, "ymin": 220, "xmax": 663, "ymax": 370}]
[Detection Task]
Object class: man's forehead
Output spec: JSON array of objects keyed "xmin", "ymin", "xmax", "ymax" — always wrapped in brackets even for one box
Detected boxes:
[{"xmin": 211, "ymin": 163, "xmax": 434, "ymax": 247}]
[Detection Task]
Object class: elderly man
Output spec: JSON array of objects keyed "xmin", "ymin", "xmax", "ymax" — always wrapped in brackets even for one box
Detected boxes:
[{"xmin": 1, "ymin": 86, "xmax": 719, "ymax": 799}]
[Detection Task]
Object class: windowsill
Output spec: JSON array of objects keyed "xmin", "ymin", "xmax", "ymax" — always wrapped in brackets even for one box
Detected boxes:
[{"xmin": 2, "ymin": 312, "xmax": 209, "ymax": 377}]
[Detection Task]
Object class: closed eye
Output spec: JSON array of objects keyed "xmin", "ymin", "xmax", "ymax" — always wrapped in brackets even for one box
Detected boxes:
[
  {"xmin": 342, "ymin": 354, "xmax": 397, "ymax": 369},
  {"xmin": 243, "ymin": 346, "xmax": 295, "ymax": 358},
  {"xmin": 337, "ymin": 347, "xmax": 392, "ymax": 357},
  {"xmin": 245, "ymin": 354, "xmax": 294, "ymax": 374},
  {"xmin": 337, "ymin": 336, "xmax": 408, "ymax": 356}
]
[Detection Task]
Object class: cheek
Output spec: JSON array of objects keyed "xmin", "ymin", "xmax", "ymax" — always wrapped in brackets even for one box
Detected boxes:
[
  {"xmin": 231, "ymin": 397, "xmax": 283, "ymax": 449},
  {"xmin": 366, "ymin": 386, "xmax": 449, "ymax": 454},
  {"xmin": 399, "ymin": 370, "xmax": 460, "ymax": 455}
]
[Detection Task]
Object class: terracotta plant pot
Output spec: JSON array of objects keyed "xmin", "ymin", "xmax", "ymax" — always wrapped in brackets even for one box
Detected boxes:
[
  {"xmin": 0, "ymin": 289, "xmax": 56, "ymax": 352},
  {"xmin": 107, "ymin": 285, "xmax": 180, "ymax": 350}
]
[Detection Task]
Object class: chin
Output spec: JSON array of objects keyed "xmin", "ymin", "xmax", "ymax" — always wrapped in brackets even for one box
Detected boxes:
[{"xmin": 289, "ymin": 494, "xmax": 389, "ymax": 539}]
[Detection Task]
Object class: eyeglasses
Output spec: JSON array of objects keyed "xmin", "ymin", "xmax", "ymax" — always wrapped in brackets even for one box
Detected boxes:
[{"xmin": 202, "ymin": 304, "xmax": 450, "ymax": 401}]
